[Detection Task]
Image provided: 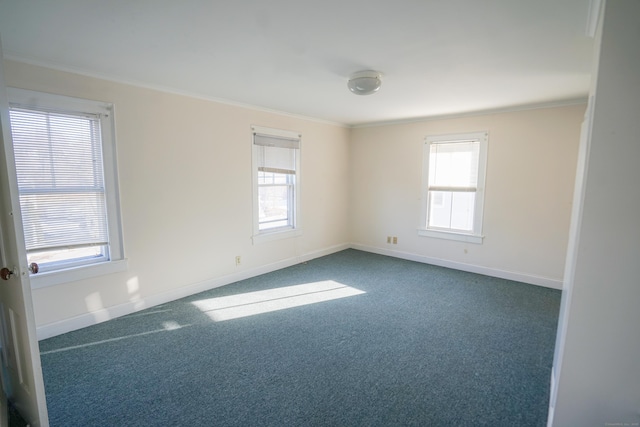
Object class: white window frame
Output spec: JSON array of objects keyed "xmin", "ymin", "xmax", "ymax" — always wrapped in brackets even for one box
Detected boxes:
[
  {"xmin": 251, "ymin": 125, "xmax": 302, "ymax": 244},
  {"xmin": 7, "ymin": 88, "xmax": 126, "ymax": 288},
  {"xmin": 418, "ymin": 131, "xmax": 488, "ymax": 244}
]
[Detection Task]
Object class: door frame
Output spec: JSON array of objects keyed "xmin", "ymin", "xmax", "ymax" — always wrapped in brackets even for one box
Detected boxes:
[{"xmin": 0, "ymin": 36, "xmax": 49, "ymax": 427}]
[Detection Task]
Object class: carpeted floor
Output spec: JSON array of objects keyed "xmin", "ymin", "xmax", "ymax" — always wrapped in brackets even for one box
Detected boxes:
[{"xmin": 39, "ymin": 249, "xmax": 561, "ymax": 426}]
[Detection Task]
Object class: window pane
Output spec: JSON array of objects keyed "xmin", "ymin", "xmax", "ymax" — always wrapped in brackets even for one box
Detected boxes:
[
  {"xmin": 258, "ymin": 184, "xmax": 291, "ymax": 230},
  {"xmin": 428, "ymin": 191, "xmax": 475, "ymax": 231},
  {"xmin": 450, "ymin": 192, "xmax": 475, "ymax": 231},
  {"xmin": 428, "ymin": 191, "xmax": 452, "ymax": 229},
  {"xmin": 10, "ymin": 106, "xmax": 110, "ymax": 270},
  {"xmin": 28, "ymin": 246, "xmax": 106, "ymax": 269},
  {"xmin": 20, "ymin": 192, "xmax": 108, "ymax": 251},
  {"xmin": 252, "ymin": 127, "xmax": 300, "ymax": 238},
  {"xmin": 11, "ymin": 109, "xmax": 104, "ymax": 190}
]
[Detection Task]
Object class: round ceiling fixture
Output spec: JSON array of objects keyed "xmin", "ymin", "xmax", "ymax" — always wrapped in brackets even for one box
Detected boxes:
[{"xmin": 347, "ymin": 70, "xmax": 382, "ymax": 95}]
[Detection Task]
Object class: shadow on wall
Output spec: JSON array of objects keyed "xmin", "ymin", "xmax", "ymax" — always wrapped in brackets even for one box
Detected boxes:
[
  {"xmin": 84, "ymin": 275, "xmax": 146, "ymax": 324},
  {"xmin": 52, "ymin": 279, "xmax": 365, "ymax": 355}
]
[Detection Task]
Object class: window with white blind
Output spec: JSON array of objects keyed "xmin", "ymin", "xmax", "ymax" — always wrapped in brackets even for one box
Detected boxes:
[
  {"xmin": 419, "ymin": 131, "xmax": 488, "ymax": 243},
  {"xmin": 251, "ymin": 125, "xmax": 301, "ymax": 243},
  {"xmin": 7, "ymin": 88, "xmax": 125, "ymax": 286}
]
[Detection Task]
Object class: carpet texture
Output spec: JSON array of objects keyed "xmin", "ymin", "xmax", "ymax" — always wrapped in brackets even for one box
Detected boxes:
[{"xmin": 39, "ymin": 249, "xmax": 561, "ymax": 426}]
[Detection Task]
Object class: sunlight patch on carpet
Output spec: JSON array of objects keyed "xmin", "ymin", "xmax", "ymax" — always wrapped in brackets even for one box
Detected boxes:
[
  {"xmin": 192, "ymin": 280, "xmax": 365, "ymax": 322},
  {"xmin": 40, "ymin": 321, "xmax": 191, "ymax": 355}
]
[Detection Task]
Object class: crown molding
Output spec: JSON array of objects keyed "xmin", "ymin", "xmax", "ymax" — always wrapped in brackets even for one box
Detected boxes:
[
  {"xmin": 3, "ymin": 54, "xmax": 348, "ymax": 128},
  {"xmin": 349, "ymin": 97, "xmax": 588, "ymax": 129},
  {"xmin": 4, "ymin": 54, "xmax": 587, "ymax": 130}
]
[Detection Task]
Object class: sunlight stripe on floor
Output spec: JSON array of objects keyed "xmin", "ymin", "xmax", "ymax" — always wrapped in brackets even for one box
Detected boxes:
[
  {"xmin": 40, "ymin": 322, "xmax": 191, "ymax": 355},
  {"xmin": 192, "ymin": 280, "xmax": 365, "ymax": 322}
]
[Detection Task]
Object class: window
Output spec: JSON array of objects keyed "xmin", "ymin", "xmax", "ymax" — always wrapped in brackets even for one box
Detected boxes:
[
  {"xmin": 419, "ymin": 131, "xmax": 488, "ymax": 243},
  {"xmin": 8, "ymin": 88, "xmax": 125, "ymax": 287},
  {"xmin": 251, "ymin": 125, "xmax": 301, "ymax": 243}
]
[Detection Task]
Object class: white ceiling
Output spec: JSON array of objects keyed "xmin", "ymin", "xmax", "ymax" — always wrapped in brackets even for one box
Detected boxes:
[{"xmin": 0, "ymin": 0, "xmax": 594, "ymax": 126}]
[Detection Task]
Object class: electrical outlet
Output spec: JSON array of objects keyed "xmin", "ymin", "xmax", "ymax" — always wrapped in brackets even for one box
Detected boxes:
[
  {"xmin": 393, "ymin": 236, "xmax": 398, "ymax": 244},
  {"xmin": 235, "ymin": 256, "xmax": 241, "ymax": 266},
  {"xmin": 387, "ymin": 236, "xmax": 392, "ymax": 244}
]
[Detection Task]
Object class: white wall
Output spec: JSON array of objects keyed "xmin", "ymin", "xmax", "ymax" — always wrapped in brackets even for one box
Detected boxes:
[
  {"xmin": 349, "ymin": 105, "xmax": 584, "ymax": 287},
  {"xmin": 550, "ymin": 1, "xmax": 640, "ymax": 425},
  {"xmin": 3, "ymin": 58, "xmax": 586, "ymax": 339},
  {"xmin": 3, "ymin": 60, "xmax": 351, "ymax": 337}
]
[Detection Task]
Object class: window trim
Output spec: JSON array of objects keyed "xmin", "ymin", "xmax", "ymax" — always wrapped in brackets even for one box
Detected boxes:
[
  {"xmin": 251, "ymin": 125, "xmax": 302, "ymax": 244},
  {"xmin": 7, "ymin": 88, "xmax": 127, "ymax": 287},
  {"xmin": 418, "ymin": 131, "xmax": 488, "ymax": 244}
]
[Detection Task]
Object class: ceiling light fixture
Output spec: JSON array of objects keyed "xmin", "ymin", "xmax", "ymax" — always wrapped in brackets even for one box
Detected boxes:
[{"xmin": 347, "ymin": 70, "xmax": 382, "ymax": 95}]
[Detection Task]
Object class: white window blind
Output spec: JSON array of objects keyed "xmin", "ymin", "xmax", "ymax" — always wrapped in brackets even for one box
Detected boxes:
[
  {"xmin": 428, "ymin": 140, "xmax": 479, "ymax": 232},
  {"xmin": 254, "ymin": 133, "xmax": 299, "ymax": 175},
  {"xmin": 9, "ymin": 107, "xmax": 109, "ymax": 254},
  {"xmin": 252, "ymin": 127, "xmax": 301, "ymax": 236},
  {"xmin": 419, "ymin": 131, "xmax": 488, "ymax": 243},
  {"xmin": 428, "ymin": 140, "xmax": 480, "ymax": 192}
]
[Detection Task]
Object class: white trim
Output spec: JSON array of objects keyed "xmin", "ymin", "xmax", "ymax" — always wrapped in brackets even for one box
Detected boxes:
[
  {"xmin": 251, "ymin": 125, "xmax": 302, "ymax": 243},
  {"xmin": 4, "ymin": 56, "xmax": 347, "ymax": 128},
  {"xmin": 548, "ymin": 365, "xmax": 557, "ymax": 427},
  {"xmin": 586, "ymin": 0, "xmax": 603, "ymax": 38},
  {"xmin": 35, "ymin": 241, "xmax": 564, "ymax": 340},
  {"xmin": 251, "ymin": 125, "xmax": 300, "ymax": 141},
  {"xmin": 420, "ymin": 131, "xmax": 488, "ymax": 241},
  {"xmin": 417, "ymin": 228, "xmax": 483, "ymax": 244},
  {"xmin": 4, "ymin": 58, "xmax": 588, "ymax": 130},
  {"xmin": 350, "ymin": 243, "xmax": 563, "ymax": 290},
  {"xmin": 7, "ymin": 87, "xmax": 111, "ymax": 114},
  {"xmin": 547, "ymin": 96, "xmax": 595, "ymax": 420},
  {"xmin": 350, "ymin": 98, "xmax": 589, "ymax": 129},
  {"xmin": 6, "ymin": 88, "xmax": 127, "ymax": 285},
  {"xmin": 252, "ymin": 228, "xmax": 302, "ymax": 244},
  {"xmin": 30, "ymin": 259, "xmax": 128, "ymax": 289},
  {"xmin": 36, "ymin": 243, "xmax": 349, "ymax": 340}
]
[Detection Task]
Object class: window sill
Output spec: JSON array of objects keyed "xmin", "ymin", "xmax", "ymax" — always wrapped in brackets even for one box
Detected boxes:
[
  {"xmin": 252, "ymin": 228, "xmax": 302, "ymax": 245},
  {"xmin": 29, "ymin": 259, "xmax": 128, "ymax": 289},
  {"xmin": 417, "ymin": 228, "xmax": 484, "ymax": 244}
]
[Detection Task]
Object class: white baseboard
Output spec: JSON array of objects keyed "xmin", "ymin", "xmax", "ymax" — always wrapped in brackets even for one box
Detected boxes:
[
  {"xmin": 350, "ymin": 244, "xmax": 563, "ymax": 290},
  {"xmin": 37, "ymin": 242, "xmax": 561, "ymax": 340},
  {"xmin": 36, "ymin": 243, "xmax": 350, "ymax": 340}
]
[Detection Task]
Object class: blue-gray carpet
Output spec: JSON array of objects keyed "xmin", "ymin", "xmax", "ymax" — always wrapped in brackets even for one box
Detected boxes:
[{"xmin": 39, "ymin": 249, "xmax": 560, "ymax": 426}]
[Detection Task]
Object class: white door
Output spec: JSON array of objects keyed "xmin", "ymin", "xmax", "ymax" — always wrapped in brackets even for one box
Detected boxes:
[{"xmin": 0, "ymin": 36, "xmax": 49, "ymax": 427}]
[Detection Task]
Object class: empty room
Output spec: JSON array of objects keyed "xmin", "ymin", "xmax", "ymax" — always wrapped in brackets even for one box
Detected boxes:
[{"xmin": 0, "ymin": 1, "xmax": 638, "ymax": 426}]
